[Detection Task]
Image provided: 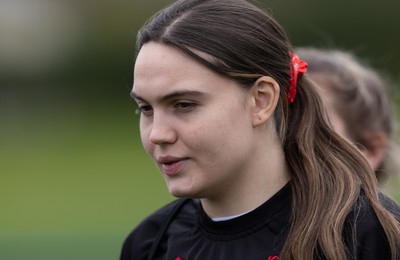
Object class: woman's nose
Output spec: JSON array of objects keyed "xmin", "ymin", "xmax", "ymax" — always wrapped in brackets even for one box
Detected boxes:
[{"xmin": 148, "ymin": 114, "xmax": 177, "ymax": 145}]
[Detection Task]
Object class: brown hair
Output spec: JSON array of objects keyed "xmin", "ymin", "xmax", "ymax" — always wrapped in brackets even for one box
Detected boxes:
[
  {"xmin": 136, "ymin": 0, "xmax": 400, "ymax": 258},
  {"xmin": 296, "ymin": 47, "xmax": 397, "ymax": 182}
]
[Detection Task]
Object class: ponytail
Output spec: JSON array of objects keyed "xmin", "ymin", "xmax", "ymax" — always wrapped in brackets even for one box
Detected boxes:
[{"xmin": 279, "ymin": 75, "xmax": 400, "ymax": 259}]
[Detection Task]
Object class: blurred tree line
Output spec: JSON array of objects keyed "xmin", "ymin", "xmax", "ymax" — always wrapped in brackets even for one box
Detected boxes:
[{"xmin": 1, "ymin": 0, "xmax": 399, "ymax": 110}]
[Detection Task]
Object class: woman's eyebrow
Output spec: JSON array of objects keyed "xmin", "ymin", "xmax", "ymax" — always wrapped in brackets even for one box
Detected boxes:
[
  {"xmin": 130, "ymin": 90, "xmax": 206, "ymax": 103},
  {"xmin": 130, "ymin": 91, "xmax": 143, "ymax": 101}
]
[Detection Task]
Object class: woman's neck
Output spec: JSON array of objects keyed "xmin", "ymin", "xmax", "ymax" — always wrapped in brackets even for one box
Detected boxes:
[{"xmin": 201, "ymin": 134, "xmax": 291, "ymax": 218}]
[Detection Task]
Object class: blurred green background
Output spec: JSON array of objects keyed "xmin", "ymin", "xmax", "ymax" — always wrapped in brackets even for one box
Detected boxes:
[{"xmin": 1, "ymin": 0, "xmax": 399, "ymax": 259}]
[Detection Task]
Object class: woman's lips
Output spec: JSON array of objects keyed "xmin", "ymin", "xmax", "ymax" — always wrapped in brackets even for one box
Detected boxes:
[{"xmin": 157, "ymin": 156, "xmax": 188, "ymax": 176}]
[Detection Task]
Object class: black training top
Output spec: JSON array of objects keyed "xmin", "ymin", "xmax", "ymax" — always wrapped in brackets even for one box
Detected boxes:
[{"xmin": 120, "ymin": 183, "xmax": 400, "ymax": 260}]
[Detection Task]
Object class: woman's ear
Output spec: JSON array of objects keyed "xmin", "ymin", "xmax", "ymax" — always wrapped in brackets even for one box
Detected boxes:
[{"xmin": 249, "ymin": 76, "xmax": 280, "ymax": 127}]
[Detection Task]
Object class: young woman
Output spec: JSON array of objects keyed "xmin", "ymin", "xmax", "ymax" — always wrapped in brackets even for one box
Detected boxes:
[
  {"xmin": 296, "ymin": 47, "xmax": 398, "ymax": 184},
  {"xmin": 121, "ymin": 0, "xmax": 400, "ymax": 259}
]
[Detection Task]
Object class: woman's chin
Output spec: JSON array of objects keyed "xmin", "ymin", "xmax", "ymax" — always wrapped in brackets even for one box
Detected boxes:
[
  {"xmin": 168, "ymin": 186, "xmax": 199, "ymax": 199},
  {"xmin": 169, "ymin": 189, "xmax": 191, "ymax": 198}
]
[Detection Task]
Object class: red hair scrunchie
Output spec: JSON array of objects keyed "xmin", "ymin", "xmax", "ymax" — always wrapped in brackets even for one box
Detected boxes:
[{"xmin": 288, "ymin": 53, "xmax": 308, "ymax": 103}]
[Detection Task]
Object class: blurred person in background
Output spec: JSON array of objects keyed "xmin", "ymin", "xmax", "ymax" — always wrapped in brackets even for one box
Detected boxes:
[
  {"xmin": 296, "ymin": 47, "xmax": 399, "ymax": 185},
  {"xmin": 121, "ymin": 0, "xmax": 400, "ymax": 259}
]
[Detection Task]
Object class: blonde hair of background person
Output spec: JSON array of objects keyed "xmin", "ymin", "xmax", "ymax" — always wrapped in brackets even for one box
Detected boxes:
[
  {"xmin": 296, "ymin": 47, "xmax": 399, "ymax": 185},
  {"xmin": 121, "ymin": 0, "xmax": 400, "ymax": 259}
]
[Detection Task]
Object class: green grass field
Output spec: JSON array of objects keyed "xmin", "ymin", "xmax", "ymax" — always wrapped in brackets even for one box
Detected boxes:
[{"xmin": 1, "ymin": 102, "xmax": 399, "ymax": 260}]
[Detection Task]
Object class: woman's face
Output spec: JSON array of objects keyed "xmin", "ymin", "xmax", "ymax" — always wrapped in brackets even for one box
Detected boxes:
[{"xmin": 132, "ymin": 42, "xmax": 258, "ymax": 199}]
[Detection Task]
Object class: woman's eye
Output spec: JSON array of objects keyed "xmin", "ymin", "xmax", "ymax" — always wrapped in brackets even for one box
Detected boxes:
[
  {"xmin": 175, "ymin": 102, "xmax": 197, "ymax": 111},
  {"xmin": 135, "ymin": 105, "xmax": 153, "ymax": 116}
]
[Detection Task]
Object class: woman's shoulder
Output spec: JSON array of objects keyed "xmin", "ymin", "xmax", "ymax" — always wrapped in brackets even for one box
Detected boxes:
[
  {"xmin": 344, "ymin": 192, "xmax": 400, "ymax": 259},
  {"xmin": 379, "ymin": 192, "xmax": 400, "ymax": 221},
  {"xmin": 348, "ymin": 192, "xmax": 400, "ymax": 229},
  {"xmin": 131, "ymin": 198, "xmax": 196, "ymax": 234},
  {"xmin": 120, "ymin": 198, "xmax": 197, "ymax": 260}
]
